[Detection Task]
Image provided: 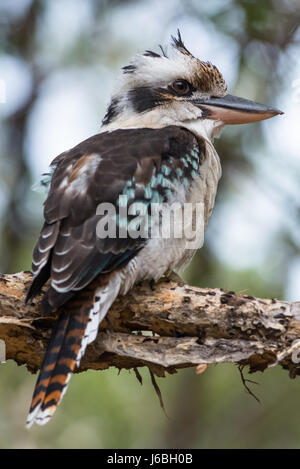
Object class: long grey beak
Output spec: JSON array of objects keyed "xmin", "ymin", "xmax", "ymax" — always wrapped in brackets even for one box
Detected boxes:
[{"xmin": 191, "ymin": 94, "xmax": 284, "ymax": 124}]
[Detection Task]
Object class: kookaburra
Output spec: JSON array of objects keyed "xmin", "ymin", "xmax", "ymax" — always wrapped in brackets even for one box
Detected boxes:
[{"xmin": 26, "ymin": 31, "xmax": 283, "ymax": 427}]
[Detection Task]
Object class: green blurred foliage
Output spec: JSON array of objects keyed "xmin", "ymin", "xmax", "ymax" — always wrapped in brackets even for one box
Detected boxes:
[{"xmin": 0, "ymin": 0, "xmax": 299, "ymax": 449}]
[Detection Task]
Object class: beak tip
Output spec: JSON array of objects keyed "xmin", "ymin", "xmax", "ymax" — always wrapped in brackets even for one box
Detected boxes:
[{"xmin": 271, "ymin": 107, "xmax": 284, "ymax": 115}]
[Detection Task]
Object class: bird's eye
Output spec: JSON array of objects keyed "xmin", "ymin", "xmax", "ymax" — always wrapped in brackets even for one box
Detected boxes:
[{"xmin": 171, "ymin": 79, "xmax": 191, "ymax": 95}]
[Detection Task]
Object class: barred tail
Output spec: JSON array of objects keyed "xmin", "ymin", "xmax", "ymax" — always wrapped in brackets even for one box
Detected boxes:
[{"xmin": 26, "ymin": 274, "xmax": 120, "ymax": 428}]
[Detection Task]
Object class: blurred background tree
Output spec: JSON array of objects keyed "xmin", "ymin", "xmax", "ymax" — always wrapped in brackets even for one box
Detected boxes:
[{"xmin": 0, "ymin": 0, "xmax": 299, "ymax": 449}]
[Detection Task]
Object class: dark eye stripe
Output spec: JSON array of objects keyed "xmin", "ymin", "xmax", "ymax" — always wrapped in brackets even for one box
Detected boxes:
[
  {"xmin": 129, "ymin": 86, "xmax": 168, "ymax": 113},
  {"xmin": 128, "ymin": 82, "xmax": 197, "ymax": 115}
]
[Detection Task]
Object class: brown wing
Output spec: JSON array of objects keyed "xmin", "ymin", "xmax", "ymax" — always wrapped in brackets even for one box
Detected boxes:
[{"xmin": 26, "ymin": 126, "xmax": 202, "ymax": 312}]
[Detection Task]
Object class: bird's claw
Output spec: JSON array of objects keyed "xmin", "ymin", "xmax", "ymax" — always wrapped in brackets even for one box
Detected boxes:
[{"xmin": 165, "ymin": 270, "xmax": 185, "ymax": 285}]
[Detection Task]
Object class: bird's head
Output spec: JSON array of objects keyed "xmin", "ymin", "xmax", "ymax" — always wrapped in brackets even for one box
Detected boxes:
[{"xmin": 101, "ymin": 31, "xmax": 283, "ymax": 139}]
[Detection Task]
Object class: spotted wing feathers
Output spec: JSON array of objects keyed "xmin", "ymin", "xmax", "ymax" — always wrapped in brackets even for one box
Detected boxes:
[{"xmin": 27, "ymin": 126, "xmax": 201, "ymax": 312}]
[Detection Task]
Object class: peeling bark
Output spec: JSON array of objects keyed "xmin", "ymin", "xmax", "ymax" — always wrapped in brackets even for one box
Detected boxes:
[{"xmin": 0, "ymin": 272, "xmax": 300, "ymax": 379}]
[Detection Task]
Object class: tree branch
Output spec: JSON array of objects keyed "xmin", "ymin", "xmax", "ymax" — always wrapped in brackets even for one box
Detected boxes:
[{"xmin": 0, "ymin": 272, "xmax": 300, "ymax": 379}]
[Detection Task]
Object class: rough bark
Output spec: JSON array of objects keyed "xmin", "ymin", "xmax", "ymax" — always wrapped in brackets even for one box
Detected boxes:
[{"xmin": 0, "ymin": 271, "xmax": 300, "ymax": 380}]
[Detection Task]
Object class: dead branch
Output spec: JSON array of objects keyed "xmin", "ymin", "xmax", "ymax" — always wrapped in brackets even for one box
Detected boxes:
[{"xmin": 0, "ymin": 271, "xmax": 300, "ymax": 379}]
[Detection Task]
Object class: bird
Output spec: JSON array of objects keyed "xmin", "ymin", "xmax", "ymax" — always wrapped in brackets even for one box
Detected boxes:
[{"xmin": 25, "ymin": 31, "xmax": 283, "ymax": 427}]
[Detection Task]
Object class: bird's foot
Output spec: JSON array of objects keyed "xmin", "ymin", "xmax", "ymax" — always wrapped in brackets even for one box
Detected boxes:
[
  {"xmin": 165, "ymin": 270, "xmax": 185, "ymax": 285},
  {"xmin": 104, "ymin": 313, "xmax": 114, "ymax": 332}
]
